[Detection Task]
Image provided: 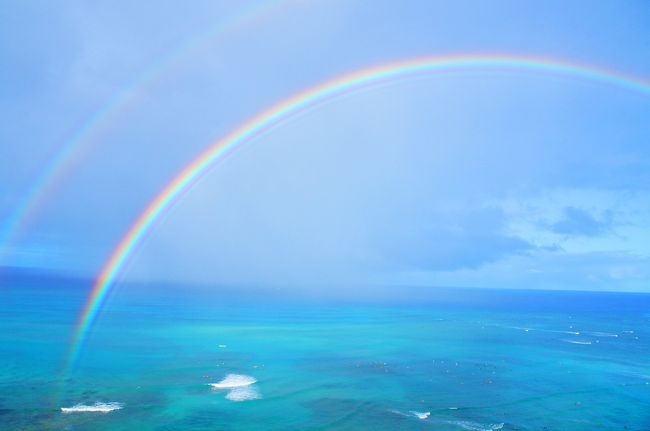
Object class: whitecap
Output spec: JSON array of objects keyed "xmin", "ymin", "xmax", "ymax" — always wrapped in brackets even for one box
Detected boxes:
[
  {"xmin": 410, "ymin": 411, "xmax": 430, "ymax": 420},
  {"xmin": 225, "ymin": 385, "xmax": 261, "ymax": 402},
  {"xmin": 450, "ymin": 420, "xmax": 504, "ymax": 431},
  {"xmin": 61, "ymin": 402, "xmax": 123, "ymax": 413},
  {"xmin": 563, "ymin": 339, "xmax": 592, "ymax": 345},
  {"xmin": 389, "ymin": 409, "xmax": 430, "ymax": 420},
  {"xmin": 209, "ymin": 374, "xmax": 256, "ymax": 389},
  {"xmin": 588, "ymin": 331, "xmax": 618, "ymax": 337}
]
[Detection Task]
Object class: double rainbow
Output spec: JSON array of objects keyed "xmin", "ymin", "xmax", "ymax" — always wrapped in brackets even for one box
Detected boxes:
[
  {"xmin": 68, "ymin": 53, "xmax": 650, "ymax": 369},
  {"xmin": 0, "ymin": 0, "xmax": 291, "ymax": 262}
]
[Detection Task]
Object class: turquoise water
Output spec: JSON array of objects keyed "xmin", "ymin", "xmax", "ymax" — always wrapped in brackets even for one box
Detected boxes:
[{"xmin": 1, "ymin": 275, "xmax": 649, "ymax": 430}]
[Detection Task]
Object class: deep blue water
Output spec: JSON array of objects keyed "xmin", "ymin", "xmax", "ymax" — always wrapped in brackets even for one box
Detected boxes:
[{"xmin": 1, "ymin": 272, "xmax": 649, "ymax": 430}]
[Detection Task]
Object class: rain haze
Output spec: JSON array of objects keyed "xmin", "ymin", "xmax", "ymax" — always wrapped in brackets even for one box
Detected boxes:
[{"xmin": 2, "ymin": 1, "xmax": 650, "ymax": 296}]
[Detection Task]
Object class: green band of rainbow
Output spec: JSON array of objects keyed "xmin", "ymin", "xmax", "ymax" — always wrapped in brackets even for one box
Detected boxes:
[{"xmin": 68, "ymin": 53, "xmax": 650, "ymax": 369}]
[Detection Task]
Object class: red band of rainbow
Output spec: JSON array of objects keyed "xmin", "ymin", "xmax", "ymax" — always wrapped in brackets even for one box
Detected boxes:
[{"xmin": 68, "ymin": 54, "xmax": 650, "ymax": 370}]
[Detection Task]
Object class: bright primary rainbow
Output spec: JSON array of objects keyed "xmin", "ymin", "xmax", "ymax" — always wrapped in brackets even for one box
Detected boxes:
[
  {"xmin": 0, "ymin": 0, "xmax": 291, "ymax": 264},
  {"xmin": 68, "ymin": 53, "xmax": 650, "ymax": 369}
]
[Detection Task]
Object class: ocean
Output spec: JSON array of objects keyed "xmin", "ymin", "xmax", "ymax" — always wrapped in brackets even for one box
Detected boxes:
[{"xmin": 1, "ymin": 273, "xmax": 649, "ymax": 430}]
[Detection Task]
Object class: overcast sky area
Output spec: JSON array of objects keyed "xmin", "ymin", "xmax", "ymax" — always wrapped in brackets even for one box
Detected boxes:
[{"xmin": 1, "ymin": 0, "xmax": 650, "ymax": 294}]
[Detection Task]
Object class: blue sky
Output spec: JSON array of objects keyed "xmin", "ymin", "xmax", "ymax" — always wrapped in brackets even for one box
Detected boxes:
[{"xmin": 1, "ymin": 0, "xmax": 649, "ymax": 292}]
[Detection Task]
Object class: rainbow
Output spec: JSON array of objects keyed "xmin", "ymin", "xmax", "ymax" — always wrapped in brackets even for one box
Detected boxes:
[
  {"xmin": 68, "ymin": 53, "xmax": 650, "ymax": 368},
  {"xmin": 0, "ymin": 0, "xmax": 291, "ymax": 264}
]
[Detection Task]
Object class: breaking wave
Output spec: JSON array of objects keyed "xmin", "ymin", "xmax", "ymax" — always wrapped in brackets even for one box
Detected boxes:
[
  {"xmin": 389, "ymin": 409, "xmax": 430, "ymax": 420},
  {"xmin": 225, "ymin": 385, "xmax": 261, "ymax": 402},
  {"xmin": 61, "ymin": 402, "xmax": 123, "ymax": 413},
  {"xmin": 209, "ymin": 374, "xmax": 257, "ymax": 389},
  {"xmin": 210, "ymin": 373, "xmax": 261, "ymax": 402},
  {"xmin": 409, "ymin": 410, "xmax": 430, "ymax": 420}
]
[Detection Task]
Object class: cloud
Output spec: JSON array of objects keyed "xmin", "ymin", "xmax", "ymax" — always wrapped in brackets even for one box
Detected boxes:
[
  {"xmin": 377, "ymin": 207, "xmax": 535, "ymax": 271},
  {"xmin": 550, "ymin": 206, "xmax": 612, "ymax": 237},
  {"xmin": 392, "ymin": 249, "xmax": 650, "ymax": 292}
]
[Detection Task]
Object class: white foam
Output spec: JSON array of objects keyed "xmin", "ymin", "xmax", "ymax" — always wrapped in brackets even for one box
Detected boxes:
[
  {"xmin": 562, "ymin": 330, "xmax": 580, "ymax": 335},
  {"xmin": 61, "ymin": 402, "xmax": 123, "ymax": 413},
  {"xmin": 225, "ymin": 385, "xmax": 261, "ymax": 402},
  {"xmin": 588, "ymin": 331, "xmax": 618, "ymax": 337},
  {"xmin": 209, "ymin": 374, "xmax": 256, "ymax": 389},
  {"xmin": 506, "ymin": 326, "xmax": 581, "ymax": 335},
  {"xmin": 450, "ymin": 420, "xmax": 504, "ymax": 431},
  {"xmin": 563, "ymin": 339, "xmax": 592, "ymax": 345},
  {"xmin": 540, "ymin": 329, "xmax": 580, "ymax": 335},
  {"xmin": 410, "ymin": 411, "xmax": 430, "ymax": 420},
  {"xmin": 389, "ymin": 409, "xmax": 431, "ymax": 420}
]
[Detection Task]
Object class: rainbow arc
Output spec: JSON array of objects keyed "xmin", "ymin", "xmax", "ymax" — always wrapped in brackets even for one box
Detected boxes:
[{"xmin": 68, "ymin": 53, "xmax": 650, "ymax": 371}]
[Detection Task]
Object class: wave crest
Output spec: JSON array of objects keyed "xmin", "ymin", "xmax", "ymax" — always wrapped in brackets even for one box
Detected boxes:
[
  {"xmin": 61, "ymin": 402, "xmax": 123, "ymax": 413},
  {"xmin": 409, "ymin": 411, "xmax": 430, "ymax": 420},
  {"xmin": 209, "ymin": 374, "xmax": 257, "ymax": 389},
  {"xmin": 563, "ymin": 339, "xmax": 592, "ymax": 345}
]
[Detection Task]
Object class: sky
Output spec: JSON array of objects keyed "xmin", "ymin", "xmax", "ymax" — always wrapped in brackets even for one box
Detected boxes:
[{"xmin": 1, "ymin": 0, "xmax": 650, "ymax": 293}]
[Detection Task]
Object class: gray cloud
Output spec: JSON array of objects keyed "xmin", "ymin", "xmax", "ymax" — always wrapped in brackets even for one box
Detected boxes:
[
  {"xmin": 551, "ymin": 207, "xmax": 612, "ymax": 237},
  {"xmin": 377, "ymin": 207, "xmax": 534, "ymax": 271}
]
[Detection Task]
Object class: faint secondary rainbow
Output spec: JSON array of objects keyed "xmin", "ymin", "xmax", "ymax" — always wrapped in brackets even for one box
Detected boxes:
[
  {"xmin": 0, "ymin": 0, "xmax": 293, "ymax": 265},
  {"xmin": 68, "ymin": 53, "xmax": 650, "ymax": 368}
]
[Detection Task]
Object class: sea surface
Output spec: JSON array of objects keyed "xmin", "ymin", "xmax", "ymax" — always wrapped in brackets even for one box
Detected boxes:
[{"xmin": 1, "ymin": 273, "xmax": 649, "ymax": 430}]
